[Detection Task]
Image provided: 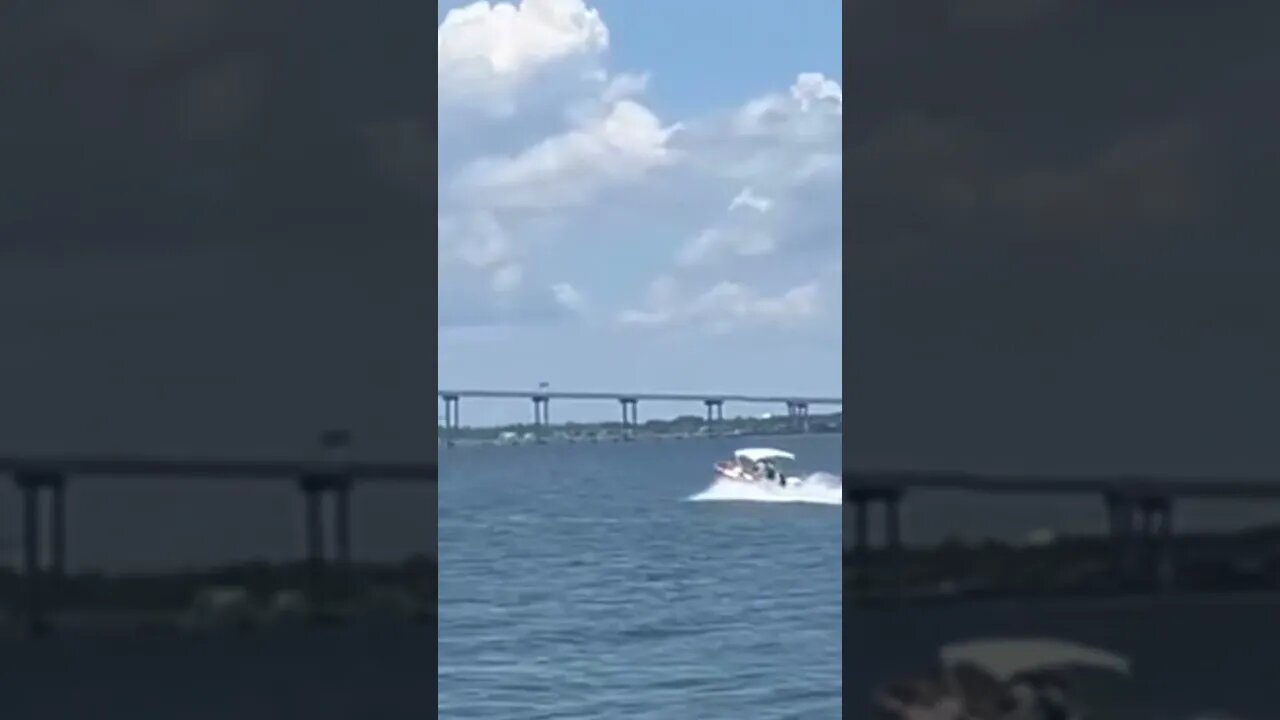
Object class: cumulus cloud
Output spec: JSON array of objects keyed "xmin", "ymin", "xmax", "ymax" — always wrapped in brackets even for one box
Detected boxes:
[
  {"xmin": 667, "ymin": 74, "xmax": 842, "ymax": 273},
  {"xmin": 453, "ymin": 98, "xmax": 680, "ymax": 209},
  {"xmin": 438, "ymin": 0, "xmax": 609, "ymax": 115},
  {"xmin": 439, "ymin": 213, "xmax": 520, "ymax": 283},
  {"xmin": 437, "ymin": 2, "xmax": 841, "ymax": 336},
  {"xmin": 677, "ymin": 187, "xmax": 778, "ymax": 266},
  {"xmin": 551, "ymin": 282, "xmax": 587, "ymax": 313},
  {"xmin": 728, "ymin": 187, "xmax": 774, "ymax": 214},
  {"xmin": 733, "ymin": 72, "xmax": 843, "ymax": 138},
  {"xmin": 490, "ymin": 264, "xmax": 524, "ymax": 294},
  {"xmin": 600, "ymin": 72, "xmax": 650, "ymax": 103},
  {"xmin": 673, "ymin": 73, "xmax": 842, "ymax": 262},
  {"xmin": 618, "ymin": 275, "xmax": 822, "ymax": 334}
]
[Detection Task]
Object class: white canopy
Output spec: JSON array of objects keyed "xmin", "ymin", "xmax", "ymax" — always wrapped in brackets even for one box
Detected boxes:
[
  {"xmin": 940, "ymin": 638, "xmax": 1132, "ymax": 680},
  {"xmin": 734, "ymin": 447, "xmax": 796, "ymax": 463}
]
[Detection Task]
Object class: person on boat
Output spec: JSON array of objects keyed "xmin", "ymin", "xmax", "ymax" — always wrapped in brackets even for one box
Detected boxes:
[{"xmin": 1003, "ymin": 673, "xmax": 1075, "ymax": 720}]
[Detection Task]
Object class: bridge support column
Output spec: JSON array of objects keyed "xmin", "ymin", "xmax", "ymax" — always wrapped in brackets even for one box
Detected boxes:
[
  {"xmin": 334, "ymin": 478, "xmax": 352, "ymax": 568},
  {"xmin": 532, "ymin": 396, "xmax": 550, "ymax": 441},
  {"xmin": 1141, "ymin": 497, "xmax": 1175, "ymax": 591},
  {"xmin": 882, "ymin": 491, "xmax": 904, "ymax": 595},
  {"xmin": 851, "ymin": 494, "xmax": 870, "ymax": 594},
  {"xmin": 1105, "ymin": 493, "xmax": 1138, "ymax": 585},
  {"xmin": 298, "ymin": 473, "xmax": 354, "ymax": 616},
  {"xmin": 13, "ymin": 470, "xmax": 67, "ymax": 635},
  {"xmin": 1110, "ymin": 494, "xmax": 1176, "ymax": 591},
  {"xmin": 884, "ymin": 493, "xmax": 902, "ymax": 553},
  {"xmin": 441, "ymin": 395, "xmax": 460, "ymax": 446},
  {"xmin": 619, "ymin": 398, "xmax": 638, "ymax": 440},
  {"xmin": 850, "ymin": 490, "xmax": 906, "ymax": 601},
  {"xmin": 703, "ymin": 399, "xmax": 723, "ymax": 434},
  {"xmin": 785, "ymin": 401, "xmax": 810, "ymax": 432},
  {"xmin": 302, "ymin": 476, "xmax": 325, "ymax": 585}
]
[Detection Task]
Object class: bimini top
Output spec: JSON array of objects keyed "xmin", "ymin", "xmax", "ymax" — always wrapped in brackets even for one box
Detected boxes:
[
  {"xmin": 734, "ymin": 447, "xmax": 796, "ymax": 463},
  {"xmin": 939, "ymin": 638, "xmax": 1132, "ymax": 680}
]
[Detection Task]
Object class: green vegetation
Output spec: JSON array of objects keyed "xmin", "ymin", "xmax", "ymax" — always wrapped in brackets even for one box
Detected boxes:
[
  {"xmin": 0, "ymin": 556, "xmax": 435, "ymax": 622},
  {"xmin": 441, "ymin": 411, "xmax": 842, "ymax": 444},
  {"xmin": 846, "ymin": 526, "xmax": 1280, "ymax": 601}
]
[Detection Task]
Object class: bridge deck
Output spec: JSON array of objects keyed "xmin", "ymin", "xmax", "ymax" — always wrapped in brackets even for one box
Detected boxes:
[
  {"xmin": 845, "ymin": 470, "xmax": 1280, "ymax": 498},
  {"xmin": 0, "ymin": 456, "xmax": 436, "ymax": 482},
  {"xmin": 439, "ymin": 389, "xmax": 841, "ymax": 404}
]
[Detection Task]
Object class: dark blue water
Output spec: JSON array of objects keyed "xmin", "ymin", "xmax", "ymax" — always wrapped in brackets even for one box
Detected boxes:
[
  {"xmin": 438, "ymin": 435, "xmax": 842, "ymax": 719},
  {"xmin": 0, "ymin": 625, "xmax": 435, "ymax": 719},
  {"xmin": 0, "ymin": 472, "xmax": 435, "ymax": 719}
]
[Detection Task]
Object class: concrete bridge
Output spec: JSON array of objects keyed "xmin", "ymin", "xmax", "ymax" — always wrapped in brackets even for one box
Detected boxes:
[
  {"xmin": 1, "ymin": 454, "xmax": 436, "ymax": 634},
  {"xmin": 438, "ymin": 389, "xmax": 842, "ymax": 439},
  {"xmin": 845, "ymin": 469, "xmax": 1280, "ymax": 596}
]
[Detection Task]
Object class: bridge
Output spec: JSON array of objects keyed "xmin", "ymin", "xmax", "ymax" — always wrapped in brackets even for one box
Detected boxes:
[
  {"xmin": 437, "ymin": 388, "xmax": 842, "ymax": 438},
  {"xmin": 1, "ymin": 453, "xmax": 436, "ymax": 634},
  {"xmin": 844, "ymin": 468, "xmax": 1280, "ymax": 597}
]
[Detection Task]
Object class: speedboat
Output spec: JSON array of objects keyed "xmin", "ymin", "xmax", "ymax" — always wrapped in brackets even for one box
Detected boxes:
[{"xmin": 715, "ymin": 447, "xmax": 802, "ymax": 488}]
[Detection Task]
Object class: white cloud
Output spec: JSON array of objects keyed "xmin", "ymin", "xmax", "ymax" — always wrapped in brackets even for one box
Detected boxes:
[
  {"xmin": 681, "ymin": 73, "xmax": 843, "ymax": 194},
  {"xmin": 491, "ymin": 263, "xmax": 524, "ymax": 293},
  {"xmin": 551, "ymin": 282, "xmax": 587, "ymax": 313},
  {"xmin": 669, "ymin": 74, "xmax": 842, "ymax": 274},
  {"xmin": 617, "ymin": 275, "xmax": 822, "ymax": 334},
  {"xmin": 444, "ymin": 212, "xmax": 510, "ymax": 269},
  {"xmin": 677, "ymin": 186, "xmax": 778, "ymax": 267},
  {"xmin": 728, "ymin": 186, "xmax": 774, "ymax": 214},
  {"xmin": 438, "ymin": 0, "xmax": 610, "ymax": 115},
  {"xmin": 438, "ymin": 212, "xmax": 525, "ymax": 295},
  {"xmin": 437, "ymin": 2, "xmax": 840, "ymax": 337},
  {"xmin": 733, "ymin": 72, "xmax": 843, "ymax": 139},
  {"xmin": 454, "ymin": 99, "xmax": 680, "ymax": 209},
  {"xmin": 677, "ymin": 227, "xmax": 773, "ymax": 267},
  {"xmin": 600, "ymin": 72, "xmax": 649, "ymax": 103}
]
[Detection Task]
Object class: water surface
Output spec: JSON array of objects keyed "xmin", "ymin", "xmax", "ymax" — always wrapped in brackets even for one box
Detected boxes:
[{"xmin": 438, "ymin": 435, "xmax": 842, "ymax": 719}]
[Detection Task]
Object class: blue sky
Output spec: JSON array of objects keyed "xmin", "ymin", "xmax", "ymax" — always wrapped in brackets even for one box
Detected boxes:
[{"xmin": 438, "ymin": 0, "xmax": 842, "ymax": 425}]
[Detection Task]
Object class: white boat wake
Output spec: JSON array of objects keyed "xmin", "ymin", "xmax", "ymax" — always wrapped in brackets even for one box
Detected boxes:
[{"xmin": 687, "ymin": 471, "xmax": 842, "ymax": 506}]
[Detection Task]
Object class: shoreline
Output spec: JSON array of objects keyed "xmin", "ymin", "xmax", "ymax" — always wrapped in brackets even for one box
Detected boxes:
[
  {"xmin": 846, "ymin": 526, "xmax": 1280, "ymax": 600},
  {"xmin": 440, "ymin": 411, "xmax": 843, "ymax": 446},
  {"xmin": 0, "ymin": 556, "xmax": 435, "ymax": 636},
  {"xmin": 444, "ymin": 428, "xmax": 841, "ymax": 448}
]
